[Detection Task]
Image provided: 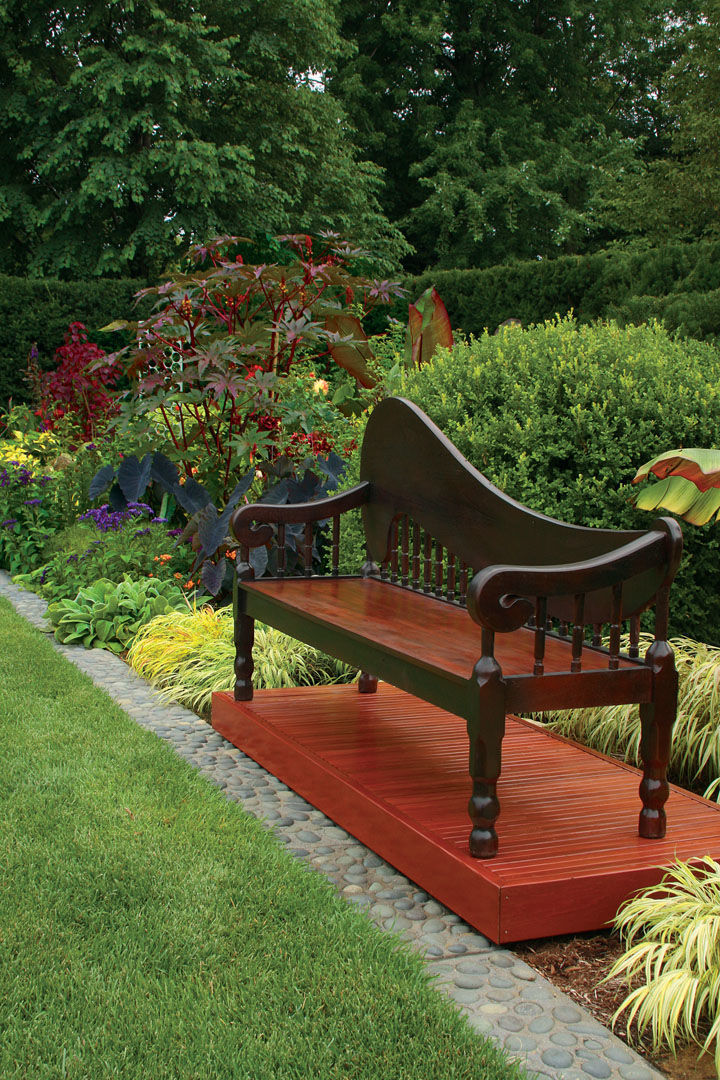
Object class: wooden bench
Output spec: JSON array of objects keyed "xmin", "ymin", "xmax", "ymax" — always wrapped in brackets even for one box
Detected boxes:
[{"xmin": 230, "ymin": 397, "xmax": 683, "ymax": 859}]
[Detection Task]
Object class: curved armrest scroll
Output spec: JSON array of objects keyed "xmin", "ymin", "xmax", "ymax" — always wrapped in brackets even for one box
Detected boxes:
[
  {"xmin": 466, "ymin": 522, "xmax": 680, "ymax": 632},
  {"xmin": 231, "ymin": 481, "xmax": 371, "ymax": 548}
]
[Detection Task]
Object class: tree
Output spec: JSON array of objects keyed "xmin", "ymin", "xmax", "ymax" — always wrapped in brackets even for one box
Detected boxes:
[
  {"xmin": 328, "ymin": 0, "xmax": 694, "ymax": 271},
  {"xmin": 603, "ymin": 1, "xmax": 720, "ymax": 244},
  {"xmin": 0, "ymin": 0, "xmax": 407, "ymax": 279}
]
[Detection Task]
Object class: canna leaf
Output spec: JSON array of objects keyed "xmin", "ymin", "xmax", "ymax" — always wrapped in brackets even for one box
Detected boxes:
[
  {"xmin": 635, "ymin": 476, "xmax": 720, "ymax": 526},
  {"xmin": 633, "ymin": 448, "xmax": 720, "ymax": 493},
  {"xmin": 404, "ymin": 287, "xmax": 453, "ymax": 369}
]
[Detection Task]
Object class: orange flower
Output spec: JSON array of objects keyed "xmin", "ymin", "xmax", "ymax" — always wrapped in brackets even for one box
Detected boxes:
[{"xmin": 174, "ymin": 572, "xmax": 182, "ymax": 579}]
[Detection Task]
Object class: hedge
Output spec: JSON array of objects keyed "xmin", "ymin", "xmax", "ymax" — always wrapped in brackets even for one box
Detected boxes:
[
  {"xmin": 0, "ymin": 275, "xmax": 149, "ymax": 405},
  {"xmin": 398, "ymin": 317, "xmax": 720, "ymax": 646},
  {"xmin": 405, "ymin": 240, "xmax": 720, "ymax": 341}
]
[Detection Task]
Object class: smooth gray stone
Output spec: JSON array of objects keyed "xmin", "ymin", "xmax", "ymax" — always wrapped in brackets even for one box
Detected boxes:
[
  {"xmin": 580, "ymin": 1058, "xmax": 612, "ymax": 1079},
  {"xmin": 542, "ymin": 1049, "xmax": 574, "ymax": 1070}
]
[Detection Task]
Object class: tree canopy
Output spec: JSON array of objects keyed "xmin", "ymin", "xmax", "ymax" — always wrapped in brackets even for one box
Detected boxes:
[
  {"xmin": 328, "ymin": 0, "xmax": 704, "ymax": 270},
  {"xmin": 0, "ymin": 0, "xmax": 407, "ymax": 278}
]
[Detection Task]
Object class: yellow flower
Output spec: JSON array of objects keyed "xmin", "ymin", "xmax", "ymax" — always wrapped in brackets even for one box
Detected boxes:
[{"xmin": 313, "ymin": 378, "xmax": 329, "ymax": 395}]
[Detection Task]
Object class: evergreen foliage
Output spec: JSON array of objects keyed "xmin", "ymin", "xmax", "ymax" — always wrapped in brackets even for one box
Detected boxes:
[
  {"xmin": 0, "ymin": 275, "xmax": 147, "ymax": 405},
  {"xmin": 0, "ymin": 0, "xmax": 406, "ymax": 279},
  {"xmin": 329, "ymin": 0, "xmax": 695, "ymax": 271},
  {"xmin": 405, "ymin": 240, "xmax": 720, "ymax": 340}
]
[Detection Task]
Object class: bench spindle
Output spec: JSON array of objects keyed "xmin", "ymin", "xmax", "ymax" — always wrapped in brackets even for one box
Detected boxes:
[
  {"xmin": 277, "ymin": 525, "xmax": 286, "ymax": 577},
  {"xmin": 411, "ymin": 521, "xmax": 421, "ymax": 590},
  {"xmin": 446, "ymin": 552, "xmax": 457, "ymax": 603},
  {"xmin": 423, "ymin": 533, "xmax": 433, "ymax": 593},
  {"xmin": 390, "ymin": 519, "xmax": 399, "ymax": 584},
  {"xmin": 401, "ymin": 516, "xmax": 410, "ymax": 587},
  {"xmin": 533, "ymin": 597, "xmax": 547, "ymax": 675},
  {"xmin": 609, "ymin": 583, "xmax": 623, "ymax": 669},
  {"xmin": 592, "ymin": 623, "xmax": 602, "ymax": 646},
  {"xmin": 434, "ymin": 541, "xmax": 444, "ymax": 599},
  {"xmin": 571, "ymin": 594, "xmax": 585, "ymax": 673},
  {"xmin": 459, "ymin": 561, "xmax": 468, "ymax": 607},
  {"xmin": 303, "ymin": 521, "xmax": 313, "ymax": 577},
  {"xmin": 629, "ymin": 615, "xmax": 640, "ymax": 659}
]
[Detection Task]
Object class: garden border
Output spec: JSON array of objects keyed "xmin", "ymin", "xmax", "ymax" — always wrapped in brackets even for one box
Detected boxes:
[{"xmin": 0, "ymin": 570, "xmax": 663, "ymax": 1080}]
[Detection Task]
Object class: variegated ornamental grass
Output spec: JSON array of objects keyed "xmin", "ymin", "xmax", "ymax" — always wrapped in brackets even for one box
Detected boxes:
[
  {"xmin": 609, "ymin": 857, "xmax": 720, "ymax": 1071},
  {"xmin": 127, "ymin": 605, "xmax": 356, "ymax": 714},
  {"xmin": 546, "ymin": 635, "xmax": 720, "ymax": 797}
]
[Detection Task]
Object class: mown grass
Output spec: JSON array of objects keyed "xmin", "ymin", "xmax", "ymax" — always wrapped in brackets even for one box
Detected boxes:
[{"xmin": 0, "ymin": 597, "xmax": 525, "ymax": 1080}]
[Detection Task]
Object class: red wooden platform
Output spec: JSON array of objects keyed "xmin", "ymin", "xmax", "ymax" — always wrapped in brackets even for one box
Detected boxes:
[{"xmin": 212, "ymin": 683, "xmax": 720, "ymax": 944}]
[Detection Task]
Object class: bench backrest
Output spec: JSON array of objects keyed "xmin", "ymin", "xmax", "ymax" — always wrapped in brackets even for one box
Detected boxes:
[{"xmin": 359, "ymin": 397, "xmax": 678, "ymax": 624}]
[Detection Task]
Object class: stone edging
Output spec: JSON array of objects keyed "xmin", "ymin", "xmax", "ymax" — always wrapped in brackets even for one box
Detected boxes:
[{"xmin": 0, "ymin": 571, "xmax": 661, "ymax": 1080}]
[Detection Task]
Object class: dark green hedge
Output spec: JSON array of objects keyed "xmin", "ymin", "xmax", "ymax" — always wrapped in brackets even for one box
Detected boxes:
[
  {"xmin": 0, "ymin": 275, "xmax": 149, "ymax": 405},
  {"xmin": 405, "ymin": 241, "xmax": 720, "ymax": 341},
  {"xmin": 401, "ymin": 317, "xmax": 720, "ymax": 646}
]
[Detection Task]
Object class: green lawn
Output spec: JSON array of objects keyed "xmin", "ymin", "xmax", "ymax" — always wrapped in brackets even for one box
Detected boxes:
[{"xmin": 0, "ymin": 597, "xmax": 526, "ymax": 1080}]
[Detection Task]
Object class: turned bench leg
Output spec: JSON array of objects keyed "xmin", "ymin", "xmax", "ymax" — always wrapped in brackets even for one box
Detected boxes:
[
  {"xmin": 638, "ymin": 639, "xmax": 677, "ymax": 839},
  {"xmin": 233, "ymin": 568, "xmax": 255, "ymax": 702},
  {"xmin": 467, "ymin": 653, "xmax": 506, "ymax": 858}
]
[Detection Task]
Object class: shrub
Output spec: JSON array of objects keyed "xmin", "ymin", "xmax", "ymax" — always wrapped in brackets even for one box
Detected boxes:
[
  {"xmin": 401, "ymin": 316, "xmax": 720, "ymax": 643},
  {"xmin": 127, "ymin": 605, "xmax": 356, "ymax": 714},
  {"xmin": 28, "ymin": 322, "xmax": 121, "ymax": 441},
  {"xmin": 608, "ymin": 857, "xmax": 720, "ymax": 1070},
  {"xmin": 46, "ymin": 576, "xmax": 202, "ymax": 653},
  {"xmin": 545, "ymin": 635, "xmax": 720, "ymax": 796},
  {"xmin": 0, "ymin": 274, "xmax": 148, "ymax": 406},
  {"xmin": 405, "ymin": 240, "xmax": 720, "ymax": 340}
]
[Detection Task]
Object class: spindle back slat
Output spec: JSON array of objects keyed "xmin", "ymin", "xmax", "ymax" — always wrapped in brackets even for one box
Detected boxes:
[
  {"xmin": 277, "ymin": 525, "xmax": 286, "ymax": 577},
  {"xmin": 303, "ymin": 522, "xmax": 313, "ymax": 577},
  {"xmin": 411, "ymin": 522, "xmax": 421, "ymax": 590},
  {"xmin": 401, "ymin": 516, "xmax": 410, "ymax": 587},
  {"xmin": 571, "ymin": 595, "xmax": 585, "ymax": 673},
  {"xmin": 533, "ymin": 597, "xmax": 547, "ymax": 675}
]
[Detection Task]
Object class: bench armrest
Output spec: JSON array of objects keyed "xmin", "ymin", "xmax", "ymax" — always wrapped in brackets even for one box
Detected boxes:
[
  {"xmin": 466, "ymin": 520, "xmax": 682, "ymax": 632},
  {"xmin": 231, "ymin": 482, "xmax": 371, "ymax": 547}
]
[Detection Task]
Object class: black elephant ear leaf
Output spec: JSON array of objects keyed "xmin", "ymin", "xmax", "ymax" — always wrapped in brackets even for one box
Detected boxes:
[
  {"xmin": 150, "ymin": 452, "xmax": 180, "ymax": 491},
  {"xmin": 174, "ymin": 477, "xmax": 213, "ymax": 515},
  {"xmin": 197, "ymin": 505, "xmax": 226, "ymax": 558},
  {"xmin": 249, "ymin": 545, "xmax": 268, "ymax": 578},
  {"xmin": 260, "ymin": 478, "xmax": 289, "ymax": 505},
  {"xmin": 108, "ymin": 482, "xmax": 128, "ymax": 511},
  {"xmin": 117, "ymin": 454, "xmax": 149, "ymax": 503},
  {"xmin": 89, "ymin": 464, "xmax": 115, "ymax": 500},
  {"xmin": 201, "ymin": 557, "xmax": 227, "ymax": 596},
  {"xmin": 225, "ymin": 469, "xmax": 256, "ymax": 510}
]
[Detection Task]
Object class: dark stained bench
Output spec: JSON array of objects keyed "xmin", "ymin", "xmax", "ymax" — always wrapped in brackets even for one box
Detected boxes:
[{"xmin": 230, "ymin": 397, "xmax": 683, "ymax": 858}]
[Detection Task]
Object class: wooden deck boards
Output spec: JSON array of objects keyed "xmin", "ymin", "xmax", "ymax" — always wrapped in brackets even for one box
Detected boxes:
[{"xmin": 212, "ymin": 683, "xmax": 720, "ymax": 944}]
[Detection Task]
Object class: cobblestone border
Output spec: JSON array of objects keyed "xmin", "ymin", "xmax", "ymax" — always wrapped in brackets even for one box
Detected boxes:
[{"xmin": 0, "ymin": 572, "xmax": 662, "ymax": 1080}]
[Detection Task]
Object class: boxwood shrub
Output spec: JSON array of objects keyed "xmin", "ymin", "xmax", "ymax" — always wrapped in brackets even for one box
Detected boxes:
[{"xmin": 398, "ymin": 317, "xmax": 720, "ymax": 645}]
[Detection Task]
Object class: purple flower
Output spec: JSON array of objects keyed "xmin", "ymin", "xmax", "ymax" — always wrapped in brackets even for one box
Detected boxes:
[
  {"xmin": 167, "ymin": 528, "xmax": 183, "ymax": 537},
  {"xmin": 1, "ymin": 518, "xmax": 17, "ymax": 530},
  {"xmin": 133, "ymin": 527, "xmax": 151, "ymax": 537},
  {"xmin": 66, "ymin": 554, "xmax": 78, "ymax": 563},
  {"xmin": 23, "ymin": 498, "xmax": 43, "ymax": 506},
  {"xmin": 150, "ymin": 517, "xmax": 168, "ymax": 524}
]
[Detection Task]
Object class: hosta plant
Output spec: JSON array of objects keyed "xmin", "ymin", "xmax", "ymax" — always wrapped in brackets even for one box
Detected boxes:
[
  {"xmin": 127, "ymin": 604, "xmax": 356, "ymax": 715},
  {"xmin": 545, "ymin": 635, "xmax": 720, "ymax": 797},
  {"xmin": 46, "ymin": 576, "xmax": 205, "ymax": 653},
  {"xmin": 609, "ymin": 857, "xmax": 720, "ymax": 1070},
  {"xmin": 633, "ymin": 449, "xmax": 720, "ymax": 526}
]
